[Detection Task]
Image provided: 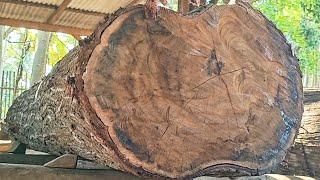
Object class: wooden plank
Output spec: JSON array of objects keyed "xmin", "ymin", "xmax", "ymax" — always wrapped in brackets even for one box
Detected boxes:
[
  {"xmin": 47, "ymin": 0, "xmax": 72, "ymax": 24},
  {"xmin": 44, "ymin": 154, "xmax": 77, "ymax": 169},
  {"xmin": 0, "ymin": 140, "xmax": 11, "ymax": 152},
  {"xmin": 0, "ymin": 163, "xmax": 141, "ymax": 180},
  {"xmin": 0, "ymin": 154, "xmax": 58, "ymax": 165},
  {"xmin": 0, "ymin": 163, "xmax": 313, "ymax": 180},
  {"xmin": 0, "ymin": 153, "xmax": 98, "ymax": 165},
  {"xmin": 0, "ymin": 144, "xmax": 11, "ymax": 152},
  {"xmin": 0, "ymin": 17, "xmax": 92, "ymax": 36},
  {"xmin": 76, "ymin": 160, "xmax": 110, "ymax": 170}
]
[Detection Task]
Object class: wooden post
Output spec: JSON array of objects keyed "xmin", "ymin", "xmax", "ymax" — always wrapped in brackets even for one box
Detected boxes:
[{"xmin": 0, "ymin": 163, "xmax": 141, "ymax": 180}]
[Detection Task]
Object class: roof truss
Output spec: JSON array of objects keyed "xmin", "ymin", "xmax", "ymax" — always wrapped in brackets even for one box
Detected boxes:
[
  {"xmin": 0, "ymin": 0, "xmax": 109, "ymax": 36},
  {"xmin": 0, "ymin": 17, "xmax": 93, "ymax": 36},
  {"xmin": 47, "ymin": 0, "xmax": 72, "ymax": 24}
]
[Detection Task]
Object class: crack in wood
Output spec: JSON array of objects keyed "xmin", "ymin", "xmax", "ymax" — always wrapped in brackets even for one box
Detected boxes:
[
  {"xmin": 161, "ymin": 106, "xmax": 171, "ymax": 138},
  {"xmin": 211, "ymin": 50, "xmax": 224, "ymax": 76},
  {"xmin": 183, "ymin": 91, "xmax": 208, "ymax": 108},
  {"xmin": 220, "ymin": 77, "xmax": 239, "ymax": 127},
  {"xmin": 246, "ymin": 108, "xmax": 256, "ymax": 133},
  {"xmin": 191, "ymin": 66, "xmax": 248, "ymax": 90},
  {"xmin": 188, "ymin": 43, "xmax": 244, "ymax": 128},
  {"xmin": 190, "ymin": 43, "xmax": 244, "ymax": 128},
  {"xmin": 146, "ymin": 53, "xmax": 153, "ymax": 75},
  {"xmin": 210, "ymin": 49, "xmax": 239, "ymax": 127}
]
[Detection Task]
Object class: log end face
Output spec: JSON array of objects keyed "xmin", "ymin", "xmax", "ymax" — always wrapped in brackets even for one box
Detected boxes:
[{"xmin": 82, "ymin": 4, "xmax": 303, "ymax": 178}]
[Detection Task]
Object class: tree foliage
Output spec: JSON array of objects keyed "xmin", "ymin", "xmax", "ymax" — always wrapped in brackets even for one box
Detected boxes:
[
  {"xmin": 254, "ymin": 0, "xmax": 320, "ymax": 74},
  {"xmin": 48, "ymin": 33, "xmax": 78, "ymax": 66},
  {"xmin": 1, "ymin": 28, "xmax": 78, "ymax": 84}
]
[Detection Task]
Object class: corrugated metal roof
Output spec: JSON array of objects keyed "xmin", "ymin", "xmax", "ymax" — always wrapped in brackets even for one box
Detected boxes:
[
  {"xmin": 56, "ymin": 10, "xmax": 104, "ymax": 29},
  {"xmin": 21, "ymin": 0, "xmax": 146, "ymax": 13},
  {"xmin": 23, "ymin": 0, "xmax": 63, "ymax": 6},
  {"xmin": 0, "ymin": 0, "xmax": 146, "ymax": 36},
  {"xmin": 68, "ymin": 0, "xmax": 137, "ymax": 13},
  {"xmin": 0, "ymin": 2, "xmax": 54, "ymax": 23}
]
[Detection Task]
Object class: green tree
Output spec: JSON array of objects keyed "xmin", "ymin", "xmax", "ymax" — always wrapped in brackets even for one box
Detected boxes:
[
  {"xmin": 254, "ymin": 0, "xmax": 320, "ymax": 74},
  {"xmin": 48, "ymin": 33, "xmax": 78, "ymax": 67}
]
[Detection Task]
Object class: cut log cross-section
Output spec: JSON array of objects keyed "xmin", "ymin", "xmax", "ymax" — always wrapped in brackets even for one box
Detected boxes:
[{"xmin": 4, "ymin": 2, "xmax": 303, "ymax": 179}]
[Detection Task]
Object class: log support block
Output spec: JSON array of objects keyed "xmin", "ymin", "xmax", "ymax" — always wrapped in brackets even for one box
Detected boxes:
[{"xmin": 44, "ymin": 154, "xmax": 78, "ymax": 169}]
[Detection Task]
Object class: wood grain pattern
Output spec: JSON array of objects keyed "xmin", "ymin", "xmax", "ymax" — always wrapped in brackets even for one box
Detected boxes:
[{"xmin": 4, "ymin": 2, "xmax": 303, "ymax": 178}]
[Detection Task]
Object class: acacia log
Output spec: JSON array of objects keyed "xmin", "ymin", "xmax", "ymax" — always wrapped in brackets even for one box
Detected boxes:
[{"xmin": 4, "ymin": 2, "xmax": 303, "ymax": 178}]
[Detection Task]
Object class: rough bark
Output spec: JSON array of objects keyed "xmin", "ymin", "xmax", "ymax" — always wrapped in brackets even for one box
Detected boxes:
[{"xmin": 4, "ymin": 2, "xmax": 303, "ymax": 179}]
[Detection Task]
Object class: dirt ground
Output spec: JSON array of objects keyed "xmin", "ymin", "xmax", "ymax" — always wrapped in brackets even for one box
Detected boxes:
[
  {"xmin": 296, "ymin": 89, "xmax": 320, "ymax": 147},
  {"xmin": 276, "ymin": 89, "xmax": 320, "ymax": 178}
]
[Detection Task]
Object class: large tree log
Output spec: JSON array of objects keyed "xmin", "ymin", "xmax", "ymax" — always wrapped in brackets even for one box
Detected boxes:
[{"xmin": 4, "ymin": 2, "xmax": 303, "ymax": 179}]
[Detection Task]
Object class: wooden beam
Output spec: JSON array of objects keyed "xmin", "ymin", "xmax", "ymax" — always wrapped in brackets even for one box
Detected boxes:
[
  {"xmin": 0, "ymin": 153, "xmax": 93, "ymax": 165},
  {"xmin": 0, "ymin": 163, "xmax": 141, "ymax": 180},
  {"xmin": 47, "ymin": 0, "xmax": 72, "ymax": 24},
  {"xmin": 0, "ymin": 154, "xmax": 58, "ymax": 165},
  {"xmin": 0, "ymin": 17, "xmax": 92, "ymax": 36}
]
